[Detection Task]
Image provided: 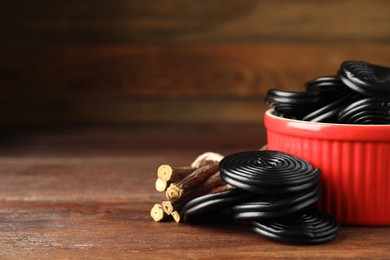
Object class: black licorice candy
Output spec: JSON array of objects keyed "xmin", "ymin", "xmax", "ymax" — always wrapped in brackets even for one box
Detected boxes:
[
  {"xmin": 265, "ymin": 88, "xmax": 339, "ymax": 119},
  {"xmin": 301, "ymin": 93, "xmax": 360, "ymax": 122},
  {"xmin": 339, "ymin": 61, "xmax": 390, "ymax": 98},
  {"xmin": 219, "ymin": 151, "xmax": 320, "ymax": 194},
  {"xmin": 250, "ymin": 208, "xmax": 340, "ymax": 245},
  {"xmin": 265, "ymin": 61, "xmax": 390, "ymax": 124},
  {"xmin": 181, "ymin": 188, "xmax": 254, "ymax": 223},
  {"xmin": 337, "ymin": 98, "xmax": 390, "ymax": 124},
  {"xmin": 181, "ymin": 150, "xmax": 339, "ymax": 245},
  {"xmin": 232, "ymin": 185, "xmax": 320, "ymax": 220},
  {"xmin": 304, "ymin": 76, "xmax": 343, "ymax": 93}
]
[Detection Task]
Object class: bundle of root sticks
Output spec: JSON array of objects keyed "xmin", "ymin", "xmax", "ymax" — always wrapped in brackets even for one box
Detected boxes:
[{"xmin": 150, "ymin": 152, "xmax": 231, "ymax": 223}]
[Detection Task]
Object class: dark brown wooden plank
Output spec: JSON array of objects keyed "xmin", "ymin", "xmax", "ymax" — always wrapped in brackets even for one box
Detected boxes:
[
  {"xmin": 1, "ymin": 0, "xmax": 389, "ymax": 44},
  {"xmin": 0, "ymin": 124, "xmax": 389, "ymax": 258},
  {"xmin": 0, "ymin": 199, "xmax": 388, "ymax": 259},
  {"xmin": 0, "ymin": 97, "xmax": 267, "ymax": 124},
  {"xmin": 1, "ymin": 43, "xmax": 389, "ymax": 98},
  {"xmin": 0, "ymin": 123, "xmax": 267, "ymax": 156}
]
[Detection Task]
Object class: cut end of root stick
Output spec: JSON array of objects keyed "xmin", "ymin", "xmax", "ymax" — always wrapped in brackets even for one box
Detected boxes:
[
  {"xmin": 162, "ymin": 201, "xmax": 174, "ymax": 215},
  {"xmin": 155, "ymin": 178, "xmax": 168, "ymax": 192},
  {"xmin": 157, "ymin": 165, "xmax": 173, "ymax": 181},
  {"xmin": 171, "ymin": 211, "xmax": 181, "ymax": 223},
  {"xmin": 150, "ymin": 204, "xmax": 167, "ymax": 222},
  {"xmin": 166, "ymin": 184, "xmax": 183, "ymax": 200}
]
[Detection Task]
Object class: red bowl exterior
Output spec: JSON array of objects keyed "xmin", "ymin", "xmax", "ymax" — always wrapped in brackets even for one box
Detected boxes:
[{"xmin": 264, "ymin": 110, "xmax": 390, "ymax": 226}]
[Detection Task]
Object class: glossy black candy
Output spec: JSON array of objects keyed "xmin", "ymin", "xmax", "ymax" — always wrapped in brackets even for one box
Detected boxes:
[
  {"xmin": 219, "ymin": 151, "xmax": 320, "ymax": 194},
  {"xmin": 232, "ymin": 185, "xmax": 320, "ymax": 220},
  {"xmin": 265, "ymin": 61, "xmax": 390, "ymax": 124},
  {"xmin": 265, "ymin": 88, "xmax": 340, "ymax": 119},
  {"xmin": 304, "ymin": 76, "xmax": 345, "ymax": 94},
  {"xmin": 339, "ymin": 61, "xmax": 390, "ymax": 98},
  {"xmin": 302, "ymin": 93, "xmax": 360, "ymax": 122},
  {"xmin": 181, "ymin": 150, "xmax": 339, "ymax": 245},
  {"xmin": 250, "ymin": 208, "xmax": 340, "ymax": 245},
  {"xmin": 181, "ymin": 188, "xmax": 254, "ymax": 223},
  {"xmin": 337, "ymin": 98, "xmax": 390, "ymax": 124}
]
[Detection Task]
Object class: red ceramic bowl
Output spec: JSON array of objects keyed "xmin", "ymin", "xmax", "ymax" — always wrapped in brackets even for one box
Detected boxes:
[{"xmin": 264, "ymin": 109, "xmax": 390, "ymax": 226}]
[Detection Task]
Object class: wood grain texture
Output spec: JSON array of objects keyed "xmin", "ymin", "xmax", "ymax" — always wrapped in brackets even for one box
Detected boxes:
[
  {"xmin": 1, "ymin": 43, "xmax": 389, "ymax": 98},
  {"xmin": 0, "ymin": 97, "xmax": 267, "ymax": 123},
  {"xmin": 1, "ymin": 0, "xmax": 389, "ymax": 44},
  {"xmin": 0, "ymin": 124, "xmax": 389, "ymax": 259},
  {"xmin": 1, "ymin": 43, "xmax": 389, "ymax": 123},
  {"xmin": 1, "ymin": 0, "xmax": 389, "ymax": 124}
]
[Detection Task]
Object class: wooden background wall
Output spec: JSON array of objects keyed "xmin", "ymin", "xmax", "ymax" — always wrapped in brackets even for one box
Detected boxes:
[{"xmin": 1, "ymin": 0, "xmax": 389, "ymax": 124}]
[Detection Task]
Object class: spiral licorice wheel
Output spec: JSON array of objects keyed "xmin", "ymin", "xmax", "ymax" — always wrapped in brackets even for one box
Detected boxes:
[
  {"xmin": 232, "ymin": 185, "xmax": 320, "ymax": 220},
  {"xmin": 339, "ymin": 61, "xmax": 390, "ymax": 98},
  {"xmin": 301, "ymin": 92, "xmax": 361, "ymax": 123},
  {"xmin": 181, "ymin": 189, "xmax": 254, "ymax": 223},
  {"xmin": 304, "ymin": 76, "xmax": 345, "ymax": 94},
  {"xmin": 250, "ymin": 208, "xmax": 340, "ymax": 245},
  {"xmin": 219, "ymin": 151, "xmax": 320, "ymax": 194},
  {"xmin": 337, "ymin": 98, "xmax": 390, "ymax": 124},
  {"xmin": 265, "ymin": 89, "xmax": 337, "ymax": 119},
  {"xmin": 305, "ymin": 75, "xmax": 341, "ymax": 87},
  {"xmin": 264, "ymin": 61, "xmax": 390, "ymax": 124}
]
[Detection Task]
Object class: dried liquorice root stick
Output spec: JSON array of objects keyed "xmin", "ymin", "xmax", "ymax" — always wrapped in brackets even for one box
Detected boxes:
[
  {"xmin": 191, "ymin": 152, "xmax": 224, "ymax": 168},
  {"xmin": 161, "ymin": 201, "xmax": 175, "ymax": 215},
  {"xmin": 155, "ymin": 166, "xmax": 196, "ymax": 192},
  {"xmin": 155, "ymin": 178, "xmax": 168, "ymax": 192},
  {"xmin": 259, "ymin": 144, "xmax": 268, "ymax": 151},
  {"xmin": 166, "ymin": 163, "xmax": 219, "ymax": 200},
  {"xmin": 155, "ymin": 167, "xmax": 196, "ymax": 192},
  {"xmin": 162, "ymin": 171, "xmax": 231, "ymax": 215},
  {"xmin": 162, "ymin": 185, "xmax": 235, "ymax": 221},
  {"xmin": 155, "ymin": 152, "xmax": 224, "ymax": 192},
  {"xmin": 171, "ymin": 211, "xmax": 181, "ymax": 223},
  {"xmin": 209, "ymin": 183, "xmax": 233, "ymax": 194},
  {"xmin": 151, "ymin": 152, "xmax": 225, "ymax": 222},
  {"xmin": 157, "ymin": 165, "xmax": 195, "ymax": 182},
  {"xmin": 150, "ymin": 204, "xmax": 169, "ymax": 222},
  {"xmin": 203, "ymin": 170, "xmax": 227, "ymax": 188}
]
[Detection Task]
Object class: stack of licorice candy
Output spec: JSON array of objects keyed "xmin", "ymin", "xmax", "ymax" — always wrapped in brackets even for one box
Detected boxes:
[
  {"xmin": 266, "ymin": 61, "xmax": 390, "ymax": 124},
  {"xmin": 152, "ymin": 150, "xmax": 340, "ymax": 245}
]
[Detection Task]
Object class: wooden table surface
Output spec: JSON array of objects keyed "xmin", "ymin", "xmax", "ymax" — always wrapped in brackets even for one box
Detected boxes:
[{"xmin": 1, "ymin": 124, "xmax": 389, "ymax": 259}]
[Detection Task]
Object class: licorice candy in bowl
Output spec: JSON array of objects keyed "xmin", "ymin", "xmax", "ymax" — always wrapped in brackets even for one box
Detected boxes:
[
  {"xmin": 338, "ymin": 61, "xmax": 390, "ymax": 98},
  {"xmin": 265, "ymin": 109, "xmax": 390, "ymax": 225},
  {"xmin": 265, "ymin": 61, "xmax": 390, "ymax": 125},
  {"xmin": 337, "ymin": 98, "xmax": 390, "ymax": 124}
]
